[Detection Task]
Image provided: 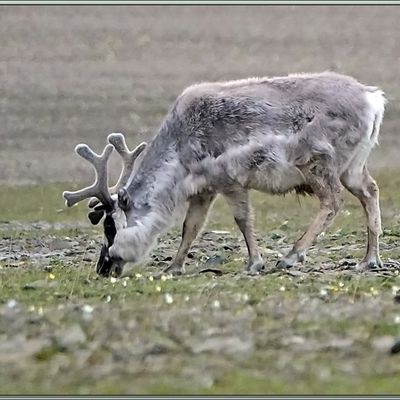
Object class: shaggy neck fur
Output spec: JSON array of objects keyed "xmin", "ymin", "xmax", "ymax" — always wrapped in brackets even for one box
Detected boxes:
[{"xmin": 109, "ymin": 155, "xmax": 192, "ymax": 266}]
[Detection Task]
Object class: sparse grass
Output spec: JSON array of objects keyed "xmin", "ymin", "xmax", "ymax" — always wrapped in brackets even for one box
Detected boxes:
[{"xmin": 0, "ymin": 170, "xmax": 399, "ymax": 394}]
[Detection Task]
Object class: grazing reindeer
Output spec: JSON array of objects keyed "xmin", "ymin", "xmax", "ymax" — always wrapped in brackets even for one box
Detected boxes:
[{"xmin": 63, "ymin": 72, "xmax": 385, "ymax": 277}]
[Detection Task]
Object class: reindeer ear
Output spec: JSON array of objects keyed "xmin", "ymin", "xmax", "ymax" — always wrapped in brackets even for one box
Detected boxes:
[{"xmin": 88, "ymin": 209, "xmax": 105, "ymax": 225}]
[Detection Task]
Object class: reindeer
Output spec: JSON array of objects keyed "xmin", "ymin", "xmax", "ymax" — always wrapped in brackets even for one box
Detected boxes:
[{"xmin": 63, "ymin": 72, "xmax": 385, "ymax": 277}]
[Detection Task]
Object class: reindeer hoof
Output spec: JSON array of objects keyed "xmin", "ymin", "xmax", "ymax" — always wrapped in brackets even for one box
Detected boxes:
[
  {"xmin": 276, "ymin": 250, "xmax": 306, "ymax": 269},
  {"xmin": 276, "ymin": 259, "xmax": 292, "ymax": 269},
  {"xmin": 356, "ymin": 258, "xmax": 383, "ymax": 271},
  {"xmin": 153, "ymin": 264, "xmax": 185, "ymax": 279},
  {"xmin": 247, "ymin": 260, "xmax": 264, "ymax": 275}
]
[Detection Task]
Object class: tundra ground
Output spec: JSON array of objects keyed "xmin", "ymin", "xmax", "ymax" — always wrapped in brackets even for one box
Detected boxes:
[{"xmin": 1, "ymin": 171, "xmax": 400, "ymax": 394}]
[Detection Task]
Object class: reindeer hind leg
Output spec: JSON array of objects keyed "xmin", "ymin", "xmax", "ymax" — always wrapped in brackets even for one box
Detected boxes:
[
  {"xmin": 277, "ymin": 162, "xmax": 344, "ymax": 269},
  {"xmin": 341, "ymin": 166, "xmax": 382, "ymax": 270}
]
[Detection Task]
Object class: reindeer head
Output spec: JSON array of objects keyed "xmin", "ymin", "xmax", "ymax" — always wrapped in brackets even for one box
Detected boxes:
[{"xmin": 63, "ymin": 133, "xmax": 146, "ymax": 277}]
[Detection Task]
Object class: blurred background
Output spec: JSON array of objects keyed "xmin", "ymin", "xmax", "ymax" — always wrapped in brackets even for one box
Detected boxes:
[{"xmin": 1, "ymin": 5, "xmax": 399, "ymax": 185}]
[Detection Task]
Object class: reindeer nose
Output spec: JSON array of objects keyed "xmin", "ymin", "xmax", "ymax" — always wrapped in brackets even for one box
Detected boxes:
[{"xmin": 118, "ymin": 188, "xmax": 130, "ymax": 210}]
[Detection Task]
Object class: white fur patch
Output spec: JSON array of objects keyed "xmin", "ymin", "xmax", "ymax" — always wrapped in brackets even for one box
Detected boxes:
[
  {"xmin": 365, "ymin": 89, "xmax": 386, "ymax": 145},
  {"xmin": 343, "ymin": 89, "xmax": 385, "ymax": 180}
]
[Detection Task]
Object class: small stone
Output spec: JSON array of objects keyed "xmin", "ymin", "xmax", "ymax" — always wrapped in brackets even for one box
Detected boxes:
[
  {"xmin": 23, "ymin": 280, "xmax": 58, "ymax": 290},
  {"xmin": 390, "ymin": 340, "xmax": 400, "ymax": 355},
  {"xmin": 0, "ymin": 335, "xmax": 48, "ymax": 362},
  {"xmin": 48, "ymin": 238, "xmax": 73, "ymax": 251},
  {"xmin": 371, "ymin": 335, "xmax": 395, "ymax": 352},
  {"xmin": 205, "ymin": 255, "xmax": 226, "ymax": 266},
  {"xmin": 55, "ymin": 324, "xmax": 87, "ymax": 350},
  {"xmin": 191, "ymin": 336, "xmax": 254, "ymax": 356}
]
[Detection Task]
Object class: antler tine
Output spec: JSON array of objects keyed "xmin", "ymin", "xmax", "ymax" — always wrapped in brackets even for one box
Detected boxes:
[
  {"xmin": 63, "ymin": 143, "xmax": 114, "ymax": 208},
  {"xmin": 107, "ymin": 133, "xmax": 147, "ymax": 191}
]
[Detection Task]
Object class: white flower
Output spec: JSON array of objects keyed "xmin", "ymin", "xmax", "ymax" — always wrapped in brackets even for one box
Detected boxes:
[
  {"xmin": 82, "ymin": 304, "xmax": 94, "ymax": 314},
  {"xmin": 156, "ymin": 285, "xmax": 161, "ymax": 292},
  {"xmin": 165, "ymin": 293, "xmax": 173, "ymax": 304},
  {"xmin": 394, "ymin": 315, "xmax": 400, "ymax": 324},
  {"xmin": 106, "ymin": 295, "xmax": 111, "ymax": 303},
  {"xmin": 212, "ymin": 300, "xmax": 221, "ymax": 309},
  {"xmin": 320, "ymin": 288, "xmax": 328, "ymax": 296},
  {"xmin": 110, "ymin": 277, "xmax": 117, "ymax": 284},
  {"xmin": 370, "ymin": 287, "xmax": 379, "ymax": 296},
  {"xmin": 279, "ymin": 286, "xmax": 286, "ymax": 292},
  {"xmin": 6, "ymin": 299, "xmax": 17, "ymax": 309}
]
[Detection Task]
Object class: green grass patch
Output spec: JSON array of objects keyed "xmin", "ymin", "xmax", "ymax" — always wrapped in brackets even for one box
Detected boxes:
[{"xmin": 0, "ymin": 170, "xmax": 399, "ymax": 394}]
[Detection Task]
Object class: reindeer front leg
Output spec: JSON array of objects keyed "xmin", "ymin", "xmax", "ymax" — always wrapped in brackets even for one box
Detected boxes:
[
  {"xmin": 224, "ymin": 190, "xmax": 264, "ymax": 274},
  {"xmin": 162, "ymin": 193, "xmax": 216, "ymax": 276}
]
